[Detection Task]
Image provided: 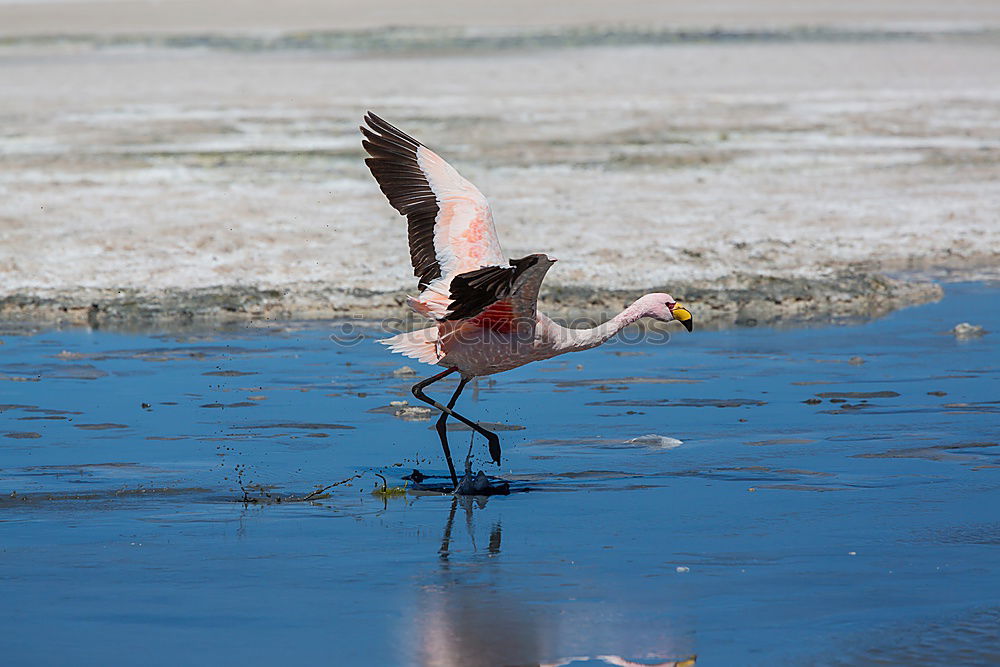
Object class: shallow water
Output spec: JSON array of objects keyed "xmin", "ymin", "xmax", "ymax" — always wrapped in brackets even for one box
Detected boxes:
[{"xmin": 1, "ymin": 283, "xmax": 998, "ymax": 665}]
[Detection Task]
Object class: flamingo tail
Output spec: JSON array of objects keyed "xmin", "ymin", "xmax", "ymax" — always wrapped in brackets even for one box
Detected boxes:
[{"xmin": 380, "ymin": 326, "xmax": 442, "ymax": 365}]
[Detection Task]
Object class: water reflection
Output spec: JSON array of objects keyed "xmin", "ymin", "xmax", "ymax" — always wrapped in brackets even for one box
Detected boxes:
[
  {"xmin": 408, "ymin": 497, "xmax": 696, "ymax": 667},
  {"xmin": 438, "ymin": 496, "xmax": 502, "ymax": 563}
]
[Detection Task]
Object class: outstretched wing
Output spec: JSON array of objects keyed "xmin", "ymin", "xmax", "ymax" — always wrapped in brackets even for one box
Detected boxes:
[{"xmin": 360, "ymin": 112, "xmax": 506, "ymax": 294}]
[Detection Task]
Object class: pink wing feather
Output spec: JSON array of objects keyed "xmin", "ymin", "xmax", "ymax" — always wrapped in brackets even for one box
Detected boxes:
[{"xmin": 361, "ymin": 113, "xmax": 506, "ymax": 320}]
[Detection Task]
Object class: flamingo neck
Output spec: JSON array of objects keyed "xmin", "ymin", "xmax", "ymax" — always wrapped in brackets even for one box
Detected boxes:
[{"xmin": 557, "ymin": 298, "xmax": 651, "ymax": 352}]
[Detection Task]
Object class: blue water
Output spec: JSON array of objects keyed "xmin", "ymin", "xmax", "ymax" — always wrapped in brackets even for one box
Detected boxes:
[{"xmin": 1, "ymin": 283, "xmax": 998, "ymax": 665}]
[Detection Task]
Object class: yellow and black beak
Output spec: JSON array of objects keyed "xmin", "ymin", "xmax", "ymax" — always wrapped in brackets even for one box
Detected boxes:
[{"xmin": 672, "ymin": 305, "xmax": 693, "ymax": 332}]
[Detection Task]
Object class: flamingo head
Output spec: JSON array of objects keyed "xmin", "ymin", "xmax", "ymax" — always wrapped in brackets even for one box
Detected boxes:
[{"xmin": 640, "ymin": 293, "xmax": 694, "ymax": 332}]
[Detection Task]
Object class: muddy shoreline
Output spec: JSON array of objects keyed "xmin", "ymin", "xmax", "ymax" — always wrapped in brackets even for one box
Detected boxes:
[
  {"xmin": 0, "ymin": 272, "xmax": 942, "ymax": 330},
  {"xmin": 4, "ymin": 25, "xmax": 998, "ymax": 53}
]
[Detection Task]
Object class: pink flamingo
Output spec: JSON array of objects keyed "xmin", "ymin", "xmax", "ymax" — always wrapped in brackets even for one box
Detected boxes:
[{"xmin": 361, "ymin": 112, "xmax": 693, "ymax": 490}]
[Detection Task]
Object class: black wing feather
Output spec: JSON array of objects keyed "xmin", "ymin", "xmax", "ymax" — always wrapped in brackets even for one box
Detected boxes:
[
  {"xmin": 361, "ymin": 112, "xmax": 441, "ymax": 290},
  {"xmin": 445, "ymin": 255, "xmax": 542, "ymax": 321}
]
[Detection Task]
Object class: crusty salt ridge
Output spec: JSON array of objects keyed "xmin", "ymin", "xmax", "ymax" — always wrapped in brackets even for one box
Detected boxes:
[{"xmin": 0, "ymin": 1, "xmax": 997, "ymax": 326}]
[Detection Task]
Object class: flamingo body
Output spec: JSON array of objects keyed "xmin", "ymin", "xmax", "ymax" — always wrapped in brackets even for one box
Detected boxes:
[{"xmin": 361, "ymin": 113, "xmax": 693, "ymax": 487}]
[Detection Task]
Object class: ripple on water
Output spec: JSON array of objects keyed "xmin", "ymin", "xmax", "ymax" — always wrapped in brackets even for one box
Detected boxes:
[
  {"xmin": 746, "ymin": 438, "xmax": 817, "ymax": 446},
  {"xmin": 199, "ymin": 402, "xmax": 259, "ymax": 408},
  {"xmin": 915, "ymin": 522, "xmax": 1000, "ymax": 546},
  {"xmin": 0, "ymin": 363, "xmax": 108, "ymax": 380},
  {"xmin": 0, "ymin": 486, "xmax": 215, "ymax": 509},
  {"xmin": 854, "ymin": 442, "xmax": 999, "ymax": 462},
  {"xmin": 202, "ymin": 370, "xmax": 260, "ymax": 376},
  {"xmin": 586, "ymin": 398, "xmax": 767, "ymax": 407},
  {"xmin": 815, "ymin": 391, "xmax": 901, "ymax": 398},
  {"xmin": 439, "ymin": 421, "xmax": 525, "ymax": 432},
  {"xmin": 231, "ymin": 422, "xmax": 354, "ymax": 430},
  {"xmin": 548, "ymin": 376, "xmax": 701, "ymax": 387},
  {"xmin": 810, "ymin": 607, "xmax": 1000, "ymax": 666}
]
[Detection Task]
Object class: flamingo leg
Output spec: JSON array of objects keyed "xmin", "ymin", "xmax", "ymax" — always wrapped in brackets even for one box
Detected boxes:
[
  {"xmin": 434, "ymin": 375, "xmax": 470, "ymax": 488},
  {"xmin": 412, "ymin": 369, "xmax": 502, "ymax": 478}
]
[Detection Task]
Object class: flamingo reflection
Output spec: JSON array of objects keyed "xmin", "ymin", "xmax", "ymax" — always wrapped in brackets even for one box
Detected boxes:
[{"xmin": 409, "ymin": 497, "xmax": 696, "ymax": 667}]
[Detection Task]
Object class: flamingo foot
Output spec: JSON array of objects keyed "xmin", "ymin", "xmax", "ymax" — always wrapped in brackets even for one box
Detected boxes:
[
  {"xmin": 453, "ymin": 468, "xmax": 510, "ymax": 496},
  {"xmin": 454, "ymin": 455, "xmax": 509, "ymax": 495},
  {"xmin": 454, "ymin": 469, "xmax": 505, "ymax": 495},
  {"xmin": 486, "ymin": 433, "xmax": 502, "ymax": 465},
  {"xmin": 402, "ymin": 468, "xmax": 510, "ymax": 495}
]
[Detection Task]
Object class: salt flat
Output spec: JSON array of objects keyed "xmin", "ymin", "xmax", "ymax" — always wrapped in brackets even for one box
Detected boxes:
[{"xmin": 1, "ymin": 1, "xmax": 998, "ymax": 325}]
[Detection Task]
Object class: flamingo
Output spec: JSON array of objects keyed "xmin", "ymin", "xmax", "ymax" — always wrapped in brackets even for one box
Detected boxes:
[{"xmin": 361, "ymin": 112, "xmax": 693, "ymax": 491}]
